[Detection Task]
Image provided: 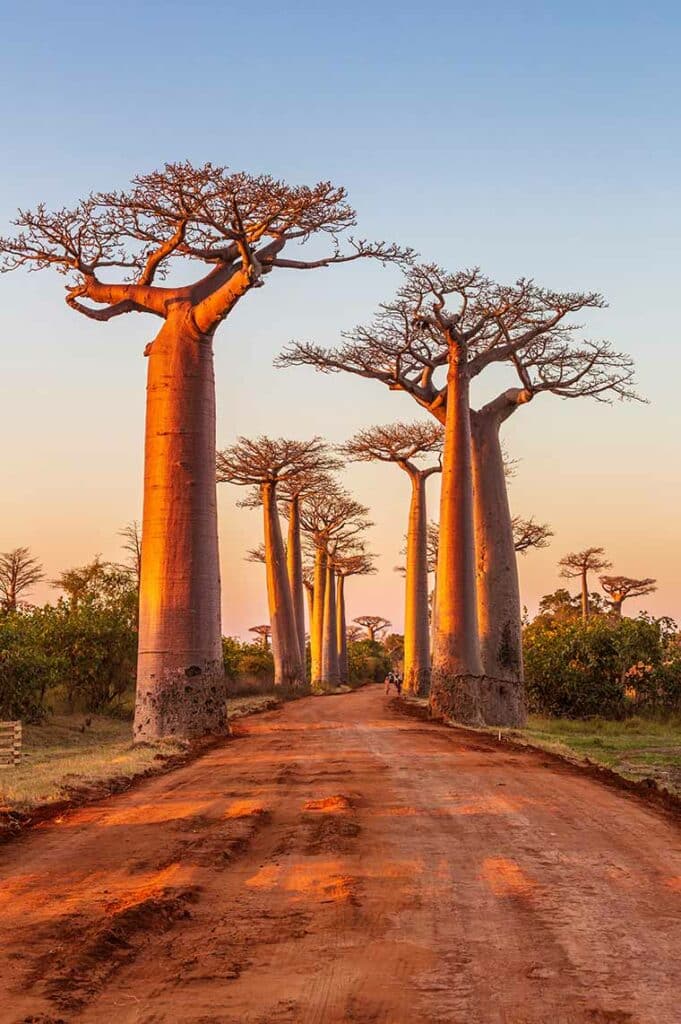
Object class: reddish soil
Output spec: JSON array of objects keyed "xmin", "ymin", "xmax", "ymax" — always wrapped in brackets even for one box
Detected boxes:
[{"xmin": 1, "ymin": 685, "xmax": 680, "ymax": 1024}]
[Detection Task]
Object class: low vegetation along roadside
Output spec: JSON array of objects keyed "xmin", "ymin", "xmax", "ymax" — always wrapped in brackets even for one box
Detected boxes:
[
  {"xmin": 0, "ymin": 695, "xmax": 277, "ymax": 816},
  {"xmin": 519, "ymin": 715, "xmax": 681, "ymax": 795}
]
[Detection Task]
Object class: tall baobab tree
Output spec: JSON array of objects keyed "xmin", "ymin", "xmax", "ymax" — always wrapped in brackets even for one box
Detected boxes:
[
  {"xmin": 280, "ymin": 264, "xmax": 637, "ymax": 726},
  {"xmin": 600, "ymin": 575, "xmax": 657, "ymax": 616},
  {"xmin": 341, "ymin": 421, "xmax": 443, "ymax": 695},
  {"xmin": 334, "ymin": 551, "xmax": 377, "ymax": 684},
  {"xmin": 277, "ymin": 470, "xmax": 340, "ymax": 673},
  {"xmin": 217, "ymin": 436, "xmax": 336, "ymax": 689},
  {"xmin": 0, "ymin": 547, "xmax": 45, "ymax": 612},
  {"xmin": 299, "ymin": 485, "xmax": 372, "ymax": 690},
  {"xmin": 354, "ymin": 615, "xmax": 391, "ymax": 642},
  {"xmin": 249, "ymin": 624, "xmax": 272, "ymax": 649},
  {"xmin": 0, "ymin": 161, "xmax": 408, "ymax": 740},
  {"xmin": 559, "ymin": 548, "xmax": 613, "ymax": 621}
]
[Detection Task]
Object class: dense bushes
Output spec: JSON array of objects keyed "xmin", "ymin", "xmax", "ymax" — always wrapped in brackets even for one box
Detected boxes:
[
  {"xmin": 347, "ymin": 639, "xmax": 392, "ymax": 684},
  {"xmin": 524, "ymin": 612, "xmax": 681, "ymax": 718},
  {"xmin": 0, "ymin": 561, "xmax": 138, "ymax": 720},
  {"xmin": 223, "ymin": 636, "xmax": 274, "ymax": 690}
]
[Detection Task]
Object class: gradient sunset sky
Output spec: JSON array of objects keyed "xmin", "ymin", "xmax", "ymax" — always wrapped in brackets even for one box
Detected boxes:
[{"xmin": 1, "ymin": 1, "xmax": 680, "ymax": 636}]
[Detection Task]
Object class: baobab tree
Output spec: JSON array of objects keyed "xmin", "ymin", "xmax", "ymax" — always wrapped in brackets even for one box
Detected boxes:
[
  {"xmin": 0, "ymin": 161, "xmax": 407, "ymax": 740},
  {"xmin": 299, "ymin": 485, "xmax": 372, "ymax": 690},
  {"xmin": 334, "ymin": 551, "xmax": 376, "ymax": 684},
  {"xmin": 560, "ymin": 548, "xmax": 612, "ymax": 621},
  {"xmin": 249, "ymin": 624, "xmax": 272, "ymax": 649},
  {"xmin": 600, "ymin": 575, "xmax": 657, "ymax": 616},
  {"xmin": 354, "ymin": 615, "xmax": 391, "ymax": 642},
  {"xmin": 346, "ymin": 624, "xmax": 364, "ymax": 643},
  {"xmin": 512, "ymin": 517, "xmax": 553, "ymax": 554},
  {"xmin": 280, "ymin": 263, "xmax": 637, "ymax": 726},
  {"xmin": 277, "ymin": 470, "xmax": 340, "ymax": 673},
  {"xmin": 341, "ymin": 421, "xmax": 443, "ymax": 695},
  {"xmin": 217, "ymin": 436, "xmax": 336, "ymax": 689},
  {"xmin": 0, "ymin": 547, "xmax": 44, "ymax": 612}
]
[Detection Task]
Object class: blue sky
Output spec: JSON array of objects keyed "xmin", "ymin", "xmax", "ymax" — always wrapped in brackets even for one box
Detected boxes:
[{"xmin": 1, "ymin": 1, "xmax": 680, "ymax": 634}]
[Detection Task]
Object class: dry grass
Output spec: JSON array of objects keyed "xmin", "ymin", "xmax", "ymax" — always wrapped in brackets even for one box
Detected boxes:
[
  {"xmin": 520, "ymin": 715, "xmax": 681, "ymax": 794},
  {"xmin": 0, "ymin": 714, "xmax": 180, "ymax": 812},
  {"xmin": 400, "ymin": 695, "xmax": 681, "ymax": 796},
  {"xmin": 0, "ymin": 694, "xmax": 287, "ymax": 813}
]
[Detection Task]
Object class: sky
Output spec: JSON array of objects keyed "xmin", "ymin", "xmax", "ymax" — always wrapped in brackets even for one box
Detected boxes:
[{"xmin": 1, "ymin": 1, "xmax": 680, "ymax": 636}]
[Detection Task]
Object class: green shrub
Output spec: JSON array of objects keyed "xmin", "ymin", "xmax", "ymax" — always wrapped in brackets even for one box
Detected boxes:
[
  {"xmin": 347, "ymin": 639, "xmax": 391, "ymax": 683},
  {"xmin": 523, "ymin": 613, "xmax": 680, "ymax": 718}
]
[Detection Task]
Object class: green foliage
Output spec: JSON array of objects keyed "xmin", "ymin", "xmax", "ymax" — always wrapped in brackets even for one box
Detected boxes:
[
  {"xmin": 0, "ymin": 609, "xmax": 60, "ymax": 721},
  {"xmin": 383, "ymin": 632, "xmax": 404, "ymax": 665},
  {"xmin": 0, "ymin": 560, "xmax": 139, "ymax": 720},
  {"xmin": 538, "ymin": 588, "xmax": 610, "ymax": 620},
  {"xmin": 523, "ymin": 611, "xmax": 681, "ymax": 718},
  {"xmin": 222, "ymin": 636, "xmax": 274, "ymax": 682},
  {"xmin": 347, "ymin": 639, "xmax": 391, "ymax": 683}
]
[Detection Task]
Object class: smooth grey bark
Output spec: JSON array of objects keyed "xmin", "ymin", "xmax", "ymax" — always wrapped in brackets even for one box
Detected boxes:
[
  {"xmin": 286, "ymin": 495, "xmax": 307, "ymax": 676},
  {"xmin": 470, "ymin": 393, "xmax": 528, "ymax": 727},
  {"xmin": 262, "ymin": 482, "xmax": 305, "ymax": 688},
  {"xmin": 337, "ymin": 573, "xmax": 349, "ymax": 684}
]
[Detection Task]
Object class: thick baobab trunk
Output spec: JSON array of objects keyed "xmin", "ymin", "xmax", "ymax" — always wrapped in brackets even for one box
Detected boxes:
[
  {"xmin": 262, "ymin": 483, "xmax": 305, "ymax": 689},
  {"xmin": 286, "ymin": 495, "xmax": 307, "ymax": 675},
  {"xmin": 337, "ymin": 574, "xmax": 349, "ymax": 684},
  {"xmin": 471, "ymin": 408, "xmax": 527, "ymax": 726},
  {"xmin": 430, "ymin": 574, "xmax": 437, "ymax": 659},
  {"xmin": 403, "ymin": 470, "xmax": 431, "ymax": 696},
  {"xmin": 611, "ymin": 598, "xmax": 623, "ymax": 617},
  {"xmin": 310, "ymin": 544, "xmax": 327, "ymax": 690},
  {"xmin": 134, "ymin": 314, "xmax": 226, "ymax": 741},
  {"xmin": 321, "ymin": 562, "xmax": 340, "ymax": 688},
  {"xmin": 581, "ymin": 572, "xmax": 589, "ymax": 621},
  {"xmin": 430, "ymin": 355, "xmax": 485, "ymax": 724}
]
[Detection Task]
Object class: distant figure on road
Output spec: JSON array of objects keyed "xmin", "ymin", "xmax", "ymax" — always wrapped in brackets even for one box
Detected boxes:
[{"xmin": 384, "ymin": 671, "xmax": 402, "ymax": 696}]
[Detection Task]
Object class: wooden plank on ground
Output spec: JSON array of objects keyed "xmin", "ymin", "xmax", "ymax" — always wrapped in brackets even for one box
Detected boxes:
[{"xmin": 0, "ymin": 721, "xmax": 22, "ymax": 766}]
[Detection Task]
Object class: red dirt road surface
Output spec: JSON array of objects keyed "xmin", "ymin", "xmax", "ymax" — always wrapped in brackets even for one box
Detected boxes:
[{"xmin": 1, "ymin": 685, "xmax": 680, "ymax": 1024}]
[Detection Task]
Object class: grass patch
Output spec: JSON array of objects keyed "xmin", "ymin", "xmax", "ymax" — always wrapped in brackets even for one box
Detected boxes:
[
  {"xmin": 519, "ymin": 714, "xmax": 681, "ymax": 794},
  {"xmin": 0, "ymin": 692, "xmax": 296, "ymax": 813},
  {"xmin": 0, "ymin": 714, "xmax": 179, "ymax": 812}
]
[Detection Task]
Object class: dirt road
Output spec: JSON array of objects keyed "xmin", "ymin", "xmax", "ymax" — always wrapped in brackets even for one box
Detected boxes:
[{"xmin": 1, "ymin": 686, "xmax": 680, "ymax": 1024}]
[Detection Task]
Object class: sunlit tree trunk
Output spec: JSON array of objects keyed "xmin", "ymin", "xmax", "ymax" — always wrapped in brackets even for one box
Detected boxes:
[
  {"xmin": 402, "ymin": 469, "xmax": 431, "ymax": 696},
  {"xmin": 581, "ymin": 572, "xmax": 590, "ymax": 621},
  {"xmin": 134, "ymin": 313, "xmax": 226, "ymax": 741},
  {"xmin": 471, "ymin": 402, "xmax": 527, "ymax": 726},
  {"xmin": 430, "ymin": 352, "xmax": 484, "ymax": 724},
  {"xmin": 262, "ymin": 482, "xmax": 305, "ymax": 689},
  {"xmin": 305, "ymin": 582, "xmax": 314, "ymax": 633},
  {"xmin": 310, "ymin": 544, "xmax": 327, "ymax": 690},
  {"xmin": 286, "ymin": 495, "xmax": 307, "ymax": 676},
  {"xmin": 611, "ymin": 598, "xmax": 623, "ymax": 617},
  {"xmin": 321, "ymin": 561, "xmax": 340, "ymax": 688},
  {"xmin": 430, "ymin": 572, "xmax": 437, "ymax": 660},
  {"xmin": 337, "ymin": 574, "xmax": 349, "ymax": 684}
]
